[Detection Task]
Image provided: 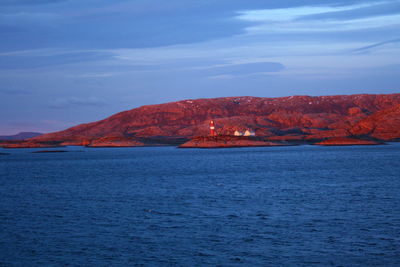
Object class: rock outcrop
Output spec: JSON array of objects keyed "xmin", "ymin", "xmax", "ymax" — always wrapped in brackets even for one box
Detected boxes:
[
  {"xmin": 3, "ymin": 94, "xmax": 400, "ymax": 148},
  {"xmin": 87, "ymin": 137, "xmax": 144, "ymax": 147},
  {"xmin": 349, "ymin": 104, "xmax": 400, "ymax": 140},
  {"xmin": 2, "ymin": 141, "xmax": 62, "ymax": 148},
  {"xmin": 314, "ymin": 137, "xmax": 382, "ymax": 146},
  {"xmin": 179, "ymin": 136, "xmax": 285, "ymax": 148}
]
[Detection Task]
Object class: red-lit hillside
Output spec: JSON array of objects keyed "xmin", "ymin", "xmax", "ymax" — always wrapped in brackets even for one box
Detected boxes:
[{"xmin": 4, "ymin": 94, "xmax": 400, "ymax": 147}]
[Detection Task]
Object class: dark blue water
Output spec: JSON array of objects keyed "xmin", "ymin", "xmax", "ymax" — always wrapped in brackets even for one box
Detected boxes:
[{"xmin": 1, "ymin": 144, "xmax": 400, "ymax": 266}]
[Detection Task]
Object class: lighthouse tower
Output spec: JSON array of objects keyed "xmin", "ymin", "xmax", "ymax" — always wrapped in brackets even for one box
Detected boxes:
[{"xmin": 209, "ymin": 120, "xmax": 216, "ymax": 136}]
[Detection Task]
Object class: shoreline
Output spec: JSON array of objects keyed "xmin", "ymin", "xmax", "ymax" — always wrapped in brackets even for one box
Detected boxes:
[{"xmin": 0, "ymin": 136, "xmax": 391, "ymax": 149}]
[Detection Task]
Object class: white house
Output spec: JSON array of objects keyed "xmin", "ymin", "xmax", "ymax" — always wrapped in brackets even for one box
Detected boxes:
[
  {"xmin": 234, "ymin": 130, "xmax": 243, "ymax": 136},
  {"xmin": 243, "ymin": 130, "xmax": 255, "ymax": 136}
]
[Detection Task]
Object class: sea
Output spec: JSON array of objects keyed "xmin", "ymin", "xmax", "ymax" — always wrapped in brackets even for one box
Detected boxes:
[{"xmin": 0, "ymin": 144, "xmax": 399, "ymax": 266}]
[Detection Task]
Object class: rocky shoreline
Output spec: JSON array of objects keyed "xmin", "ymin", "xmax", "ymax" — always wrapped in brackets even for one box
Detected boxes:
[
  {"xmin": 178, "ymin": 135, "xmax": 287, "ymax": 148},
  {"xmin": 0, "ymin": 135, "xmax": 389, "ymax": 149},
  {"xmin": 313, "ymin": 137, "xmax": 383, "ymax": 146}
]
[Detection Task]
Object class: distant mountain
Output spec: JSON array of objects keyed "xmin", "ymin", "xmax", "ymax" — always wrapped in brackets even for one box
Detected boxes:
[{"xmin": 0, "ymin": 132, "xmax": 42, "ymax": 140}]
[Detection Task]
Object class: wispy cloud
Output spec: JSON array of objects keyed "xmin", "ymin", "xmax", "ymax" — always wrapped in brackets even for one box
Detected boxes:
[
  {"xmin": 298, "ymin": 1, "xmax": 400, "ymax": 21},
  {"xmin": 237, "ymin": 1, "xmax": 400, "ymax": 34},
  {"xmin": 77, "ymin": 72, "xmax": 124, "ymax": 78},
  {"xmin": 0, "ymin": 51, "xmax": 114, "ymax": 70},
  {"xmin": 205, "ymin": 62, "xmax": 285, "ymax": 76},
  {"xmin": 237, "ymin": 5, "xmax": 360, "ymax": 22},
  {"xmin": 352, "ymin": 38, "xmax": 400, "ymax": 53},
  {"xmin": 207, "ymin": 74, "xmax": 235, "ymax": 80}
]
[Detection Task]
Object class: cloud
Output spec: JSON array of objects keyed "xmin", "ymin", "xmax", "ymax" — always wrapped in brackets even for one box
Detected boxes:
[
  {"xmin": 77, "ymin": 72, "xmax": 123, "ymax": 78},
  {"xmin": 207, "ymin": 62, "xmax": 285, "ymax": 76},
  {"xmin": 352, "ymin": 38, "xmax": 400, "ymax": 53},
  {"xmin": 0, "ymin": 1, "xmax": 249, "ymax": 50},
  {"xmin": 0, "ymin": 51, "xmax": 114, "ymax": 69},
  {"xmin": 237, "ymin": 1, "xmax": 400, "ymax": 34},
  {"xmin": 207, "ymin": 74, "xmax": 235, "ymax": 80},
  {"xmin": 298, "ymin": 1, "xmax": 400, "ymax": 21},
  {"xmin": 49, "ymin": 96, "xmax": 106, "ymax": 108},
  {"xmin": 0, "ymin": 0, "xmax": 393, "ymax": 51}
]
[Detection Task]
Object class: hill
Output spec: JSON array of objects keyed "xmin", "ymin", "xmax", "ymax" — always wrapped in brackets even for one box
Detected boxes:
[{"xmin": 4, "ymin": 94, "xmax": 400, "ymax": 147}]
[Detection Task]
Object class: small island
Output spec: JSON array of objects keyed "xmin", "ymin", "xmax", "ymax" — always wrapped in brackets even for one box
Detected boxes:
[
  {"xmin": 179, "ymin": 121, "xmax": 287, "ymax": 148},
  {"xmin": 179, "ymin": 135, "xmax": 286, "ymax": 148}
]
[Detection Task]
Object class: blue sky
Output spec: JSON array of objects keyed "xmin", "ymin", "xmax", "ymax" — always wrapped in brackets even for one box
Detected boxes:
[{"xmin": 0, "ymin": 0, "xmax": 399, "ymax": 134}]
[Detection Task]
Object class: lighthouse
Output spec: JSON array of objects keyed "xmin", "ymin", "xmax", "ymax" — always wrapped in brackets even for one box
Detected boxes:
[{"xmin": 209, "ymin": 120, "xmax": 216, "ymax": 136}]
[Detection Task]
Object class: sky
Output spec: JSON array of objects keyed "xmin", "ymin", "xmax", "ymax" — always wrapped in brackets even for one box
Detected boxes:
[{"xmin": 0, "ymin": 0, "xmax": 399, "ymax": 135}]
